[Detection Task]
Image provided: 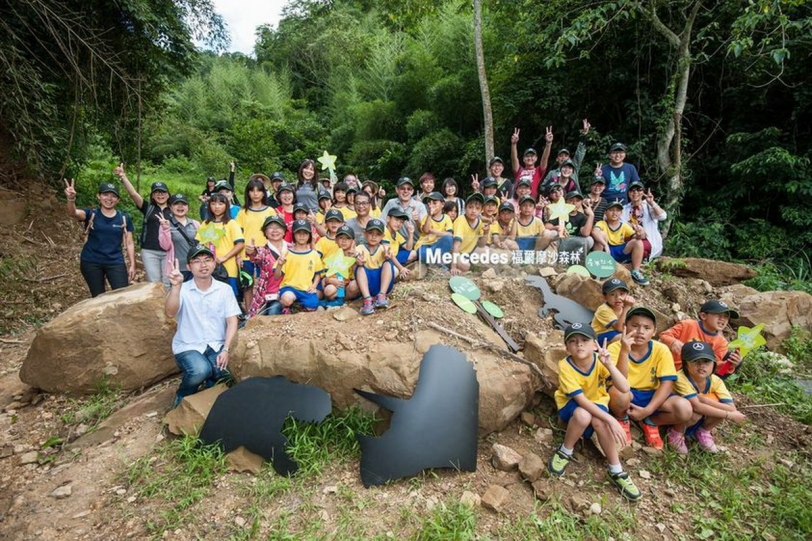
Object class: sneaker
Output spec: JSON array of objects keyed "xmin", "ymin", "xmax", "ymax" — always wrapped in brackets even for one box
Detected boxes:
[
  {"xmin": 640, "ymin": 421, "xmax": 664, "ymax": 450},
  {"xmin": 617, "ymin": 417, "xmax": 632, "ymax": 445},
  {"xmin": 667, "ymin": 428, "xmax": 689, "ymax": 455},
  {"xmin": 374, "ymin": 294, "xmax": 389, "ymax": 309},
  {"xmin": 695, "ymin": 427, "xmax": 719, "ymax": 453},
  {"xmin": 360, "ymin": 299, "xmax": 375, "ymax": 316},
  {"xmin": 630, "ymin": 269, "xmax": 649, "ymax": 286},
  {"xmin": 609, "ymin": 470, "xmax": 642, "ymax": 501},
  {"xmin": 547, "ymin": 449, "xmax": 572, "ymax": 477}
]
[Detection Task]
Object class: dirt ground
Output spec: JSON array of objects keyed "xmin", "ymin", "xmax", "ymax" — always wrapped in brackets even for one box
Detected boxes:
[{"xmin": 0, "ymin": 180, "xmax": 810, "ymax": 540}]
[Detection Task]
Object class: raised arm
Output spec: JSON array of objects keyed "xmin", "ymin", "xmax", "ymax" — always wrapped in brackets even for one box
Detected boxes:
[
  {"xmin": 115, "ymin": 163, "xmax": 144, "ymax": 208},
  {"xmin": 510, "ymin": 128, "xmax": 521, "ymax": 177},
  {"xmin": 64, "ymin": 179, "xmax": 86, "ymax": 221}
]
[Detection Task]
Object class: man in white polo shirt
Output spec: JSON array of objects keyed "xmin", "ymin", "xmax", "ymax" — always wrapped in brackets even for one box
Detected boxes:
[{"xmin": 165, "ymin": 245, "xmax": 241, "ymax": 407}]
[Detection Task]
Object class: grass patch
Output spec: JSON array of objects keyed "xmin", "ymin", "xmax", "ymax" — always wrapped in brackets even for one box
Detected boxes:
[
  {"xmin": 282, "ymin": 406, "xmax": 378, "ymax": 476},
  {"xmin": 411, "ymin": 500, "xmax": 476, "ymax": 540},
  {"xmin": 123, "ymin": 434, "xmax": 227, "ymax": 538},
  {"xmin": 60, "ymin": 378, "xmax": 123, "ymax": 429}
]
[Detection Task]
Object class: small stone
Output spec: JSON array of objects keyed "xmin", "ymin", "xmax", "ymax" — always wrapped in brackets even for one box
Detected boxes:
[
  {"xmin": 72, "ymin": 510, "xmax": 91, "ymax": 519},
  {"xmin": 491, "ymin": 443, "xmax": 522, "ymax": 471},
  {"xmin": 19, "ymin": 451, "xmax": 38, "ymax": 465},
  {"xmin": 487, "ymin": 281, "xmax": 504, "ymax": 293},
  {"xmin": 145, "ymin": 411, "xmax": 158, "ymax": 418},
  {"xmin": 320, "ymin": 510, "xmax": 330, "ymax": 522},
  {"xmin": 518, "ymin": 453, "xmax": 545, "ymax": 482},
  {"xmin": 75, "ymin": 424, "xmax": 89, "ymax": 437},
  {"xmin": 590, "ymin": 502, "xmax": 602, "ymax": 515},
  {"xmin": 332, "ymin": 306, "xmax": 357, "ymax": 322},
  {"xmin": 50, "ymin": 485, "xmax": 72, "ymax": 499},
  {"xmin": 127, "ymin": 496, "xmax": 136, "ymax": 503},
  {"xmin": 482, "ymin": 268, "xmax": 497, "ymax": 279},
  {"xmin": 539, "ymin": 267, "xmax": 557, "ymax": 277},
  {"xmin": 460, "ymin": 490, "xmax": 481, "ymax": 508},
  {"xmin": 779, "ymin": 458, "xmax": 794, "ymax": 468},
  {"xmin": 234, "ymin": 517, "xmax": 246, "ymax": 528},
  {"xmin": 655, "ymin": 523, "xmax": 666, "ymax": 533},
  {"xmin": 626, "ymin": 458, "xmax": 640, "ymax": 467},
  {"xmin": 531, "ymin": 479, "xmax": 552, "ymax": 501},
  {"xmin": 520, "ymin": 411, "xmax": 536, "ymax": 427},
  {"xmin": 642, "ymin": 447, "xmax": 662, "ymax": 457},
  {"xmin": 568, "ymin": 494, "xmax": 591, "ymax": 512},
  {"xmin": 664, "ymin": 488, "xmax": 676, "ymax": 497},
  {"xmin": 639, "ymin": 470, "xmax": 652, "ymax": 480},
  {"xmin": 115, "ymin": 488, "xmax": 127, "ymax": 496},
  {"xmin": 322, "ymin": 485, "xmax": 338, "ymax": 495},
  {"xmin": 671, "ymin": 303, "xmax": 681, "ymax": 313},
  {"xmin": 481, "ymin": 485, "xmax": 510, "ymax": 512},
  {"xmin": 533, "ymin": 428, "xmax": 554, "ymax": 445}
]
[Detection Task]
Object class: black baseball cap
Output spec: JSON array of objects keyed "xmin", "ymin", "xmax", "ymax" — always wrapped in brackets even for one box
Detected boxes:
[
  {"xmin": 276, "ymin": 183, "xmax": 294, "ymax": 194},
  {"xmin": 560, "ymin": 159, "xmax": 575, "ymax": 169},
  {"xmin": 681, "ymin": 341, "xmax": 717, "ymax": 364},
  {"xmin": 151, "ymin": 182, "xmax": 169, "ymax": 194},
  {"xmin": 590, "ymin": 176, "xmax": 606, "ymax": 185},
  {"xmin": 270, "ymin": 172, "xmax": 285, "ymax": 182},
  {"xmin": 565, "ymin": 191, "xmax": 584, "ymax": 201},
  {"xmin": 548, "ymin": 184, "xmax": 564, "ymax": 193},
  {"xmin": 498, "ymin": 202, "xmax": 515, "ymax": 213},
  {"xmin": 325, "ymin": 209, "xmax": 344, "ymax": 222},
  {"xmin": 318, "ymin": 190, "xmax": 332, "ymax": 201},
  {"xmin": 483, "ymin": 196, "xmax": 498, "ymax": 206},
  {"xmin": 334, "ymin": 182, "xmax": 348, "ymax": 192},
  {"xmin": 214, "ymin": 180, "xmax": 232, "ymax": 192},
  {"xmin": 365, "ymin": 218, "xmax": 385, "ymax": 232},
  {"xmin": 168, "ymin": 194, "xmax": 189, "ymax": 205},
  {"xmin": 345, "ymin": 186, "xmax": 359, "ymax": 196},
  {"xmin": 523, "ymin": 147, "xmax": 537, "ymax": 156},
  {"xmin": 425, "ymin": 191, "xmax": 445, "ymax": 202},
  {"xmin": 98, "ymin": 182, "xmax": 120, "ymax": 196},
  {"xmin": 387, "ymin": 207, "xmax": 409, "ymax": 219},
  {"xmin": 519, "ymin": 195, "xmax": 536, "ymax": 206},
  {"xmin": 700, "ymin": 300, "xmax": 740, "ymax": 320},
  {"xmin": 292, "ymin": 219, "xmax": 311, "ymax": 234},
  {"xmin": 482, "ymin": 177, "xmax": 498, "ymax": 188},
  {"xmin": 261, "ymin": 215, "xmax": 286, "ymax": 231},
  {"xmin": 626, "ymin": 306, "xmax": 657, "ymax": 325},
  {"xmin": 610, "ymin": 142, "xmax": 627, "ymax": 153},
  {"xmin": 466, "ymin": 192, "xmax": 485, "ymax": 205},
  {"xmin": 336, "ymin": 225, "xmax": 355, "ymax": 239},
  {"xmin": 564, "ymin": 323, "xmax": 596, "ymax": 342},
  {"xmin": 293, "ymin": 203, "xmax": 309, "ymax": 214},
  {"xmin": 516, "ymin": 178, "xmax": 532, "ymax": 188},
  {"xmin": 602, "ymin": 278, "xmax": 629, "ymax": 295},
  {"xmin": 606, "ymin": 199, "xmax": 624, "ymax": 210},
  {"xmin": 489, "ymin": 156, "xmax": 504, "ymax": 166},
  {"xmin": 396, "ymin": 177, "xmax": 414, "ymax": 188},
  {"xmin": 627, "ymin": 180, "xmax": 645, "ymax": 192},
  {"xmin": 557, "ymin": 148, "xmax": 571, "ymax": 157},
  {"xmin": 187, "ymin": 245, "xmax": 214, "ymax": 263}
]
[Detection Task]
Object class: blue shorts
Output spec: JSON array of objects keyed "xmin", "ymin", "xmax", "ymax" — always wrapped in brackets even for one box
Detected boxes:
[
  {"xmin": 358, "ymin": 263, "xmax": 394, "ymax": 297},
  {"xmin": 279, "ymin": 287, "xmax": 320, "ymax": 310},
  {"xmin": 685, "ymin": 418, "xmax": 705, "ymax": 438},
  {"xmin": 631, "ymin": 388, "xmax": 656, "ymax": 409},
  {"xmin": 396, "ymin": 249, "xmax": 411, "ymax": 265},
  {"xmin": 242, "ymin": 260, "xmax": 260, "ymax": 278},
  {"xmin": 609, "ymin": 243, "xmax": 631, "ymax": 264},
  {"xmin": 597, "ymin": 330, "xmax": 620, "ymax": 344},
  {"xmin": 516, "ymin": 236, "xmax": 536, "ymax": 251},
  {"xmin": 558, "ymin": 400, "xmax": 609, "ymax": 440},
  {"xmin": 227, "ymin": 277, "xmax": 239, "ymax": 297}
]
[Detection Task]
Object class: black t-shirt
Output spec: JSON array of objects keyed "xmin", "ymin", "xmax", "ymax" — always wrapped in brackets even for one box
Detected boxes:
[{"xmin": 138, "ymin": 202, "xmax": 172, "ymax": 250}]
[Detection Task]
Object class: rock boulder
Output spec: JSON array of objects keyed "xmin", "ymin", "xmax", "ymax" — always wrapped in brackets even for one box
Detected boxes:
[
  {"xmin": 655, "ymin": 258, "xmax": 756, "ymax": 286},
  {"xmin": 230, "ymin": 320, "xmax": 539, "ymax": 434},
  {"xmin": 730, "ymin": 290, "xmax": 812, "ymax": 351},
  {"xmin": 554, "ymin": 273, "xmax": 604, "ymax": 311},
  {"xmin": 20, "ymin": 283, "xmax": 177, "ymax": 393}
]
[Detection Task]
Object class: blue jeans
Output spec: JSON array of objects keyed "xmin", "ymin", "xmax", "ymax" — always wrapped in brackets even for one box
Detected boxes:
[
  {"xmin": 142, "ymin": 248, "xmax": 169, "ymax": 287},
  {"xmin": 173, "ymin": 346, "xmax": 227, "ymax": 407}
]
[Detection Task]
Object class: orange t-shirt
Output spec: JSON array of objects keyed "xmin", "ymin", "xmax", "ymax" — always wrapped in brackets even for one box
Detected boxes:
[{"xmin": 659, "ymin": 319, "xmax": 731, "ymax": 374}]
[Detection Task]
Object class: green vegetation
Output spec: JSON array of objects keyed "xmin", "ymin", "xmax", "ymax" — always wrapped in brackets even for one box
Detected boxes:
[{"xmin": 59, "ymin": 378, "xmax": 123, "ymax": 429}]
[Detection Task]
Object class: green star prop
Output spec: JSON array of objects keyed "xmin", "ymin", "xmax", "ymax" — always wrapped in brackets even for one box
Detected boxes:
[
  {"xmin": 547, "ymin": 200, "xmax": 574, "ymax": 225},
  {"xmin": 728, "ymin": 323, "xmax": 766, "ymax": 359},
  {"xmin": 318, "ymin": 150, "xmax": 338, "ymax": 183},
  {"xmin": 196, "ymin": 223, "xmax": 226, "ymax": 245},
  {"xmin": 323, "ymin": 250, "xmax": 355, "ymax": 278}
]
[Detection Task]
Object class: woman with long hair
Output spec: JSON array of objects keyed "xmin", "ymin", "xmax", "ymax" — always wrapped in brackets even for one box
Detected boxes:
[
  {"xmin": 295, "ymin": 159, "xmax": 320, "ymax": 212},
  {"xmin": 195, "ymin": 193, "xmax": 245, "ymax": 297}
]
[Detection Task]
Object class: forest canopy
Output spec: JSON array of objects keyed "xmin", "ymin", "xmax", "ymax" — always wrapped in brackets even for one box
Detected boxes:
[{"xmin": 1, "ymin": 0, "xmax": 811, "ymax": 272}]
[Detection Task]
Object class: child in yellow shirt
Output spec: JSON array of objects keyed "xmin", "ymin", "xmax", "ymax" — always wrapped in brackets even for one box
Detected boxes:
[
  {"xmin": 591, "ymin": 278, "xmax": 635, "ymax": 344},
  {"xmin": 274, "ymin": 220, "xmax": 324, "ymax": 313}
]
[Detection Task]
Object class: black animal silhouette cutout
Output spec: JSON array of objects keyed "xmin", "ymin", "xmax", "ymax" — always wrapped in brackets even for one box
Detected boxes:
[
  {"xmin": 525, "ymin": 275, "xmax": 594, "ymax": 329},
  {"xmin": 199, "ymin": 376, "xmax": 332, "ymax": 475},
  {"xmin": 354, "ymin": 344, "xmax": 479, "ymax": 487}
]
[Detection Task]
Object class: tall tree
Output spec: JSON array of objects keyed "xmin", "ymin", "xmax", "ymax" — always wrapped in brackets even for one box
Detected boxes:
[{"xmin": 473, "ymin": 0, "xmax": 495, "ymax": 164}]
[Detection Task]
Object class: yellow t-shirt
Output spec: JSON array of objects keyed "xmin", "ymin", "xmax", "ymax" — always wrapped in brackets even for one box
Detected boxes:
[
  {"xmin": 415, "ymin": 214, "xmax": 453, "ymax": 249},
  {"xmin": 280, "ymin": 249, "xmax": 324, "ymax": 291},
  {"xmin": 673, "ymin": 371, "xmax": 733, "ymax": 403},
  {"xmin": 595, "ymin": 220, "xmax": 634, "ymax": 246},
  {"xmin": 356, "ymin": 244, "xmax": 388, "ymax": 270},
  {"xmin": 315, "ymin": 235, "xmax": 340, "ymax": 261},
  {"xmin": 195, "ymin": 220, "xmax": 244, "ymax": 277},
  {"xmin": 236, "ymin": 206, "xmax": 277, "ymax": 258},
  {"xmin": 453, "ymin": 215, "xmax": 485, "ymax": 254},
  {"xmin": 315, "ymin": 211, "xmax": 326, "ymax": 225},
  {"xmin": 554, "ymin": 354, "xmax": 612, "ymax": 410},
  {"xmin": 335, "ymin": 206, "xmax": 357, "ymax": 221},
  {"xmin": 608, "ymin": 340, "xmax": 677, "ymax": 392},
  {"xmin": 591, "ymin": 303, "xmax": 619, "ymax": 335},
  {"xmin": 370, "ymin": 207, "xmax": 382, "ymax": 218},
  {"xmin": 516, "ymin": 216, "xmax": 544, "ymax": 238},
  {"xmin": 383, "ymin": 228, "xmax": 407, "ymax": 259}
]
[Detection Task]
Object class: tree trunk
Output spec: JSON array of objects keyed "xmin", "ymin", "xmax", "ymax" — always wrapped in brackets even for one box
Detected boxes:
[{"xmin": 473, "ymin": 0, "xmax": 494, "ymax": 165}]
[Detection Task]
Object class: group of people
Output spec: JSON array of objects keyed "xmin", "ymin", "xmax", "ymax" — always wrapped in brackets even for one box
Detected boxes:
[{"xmin": 550, "ymin": 280, "xmax": 746, "ymax": 501}]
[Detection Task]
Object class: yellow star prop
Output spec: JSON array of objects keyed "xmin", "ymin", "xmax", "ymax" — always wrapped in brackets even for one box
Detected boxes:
[
  {"xmin": 318, "ymin": 150, "xmax": 338, "ymax": 182},
  {"xmin": 547, "ymin": 200, "xmax": 574, "ymax": 225},
  {"xmin": 728, "ymin": 324, "xmax": 766, "ymax": 359}
]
